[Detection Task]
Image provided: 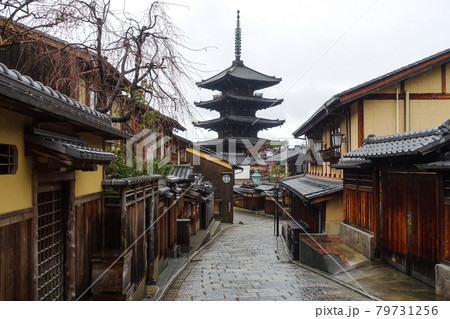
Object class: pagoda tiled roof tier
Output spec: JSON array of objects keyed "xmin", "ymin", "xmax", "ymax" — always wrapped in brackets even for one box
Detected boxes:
[
  {"xmin": 194, "ymin": 92, "xmax": 283, "ymax": 111},
  {"xmin": 194, "ymin": 115, "xmax": 284, "ymax": 130},
  {"xmin": 196, "ymin": 60, "xmax": 281, "ymax": 91}
]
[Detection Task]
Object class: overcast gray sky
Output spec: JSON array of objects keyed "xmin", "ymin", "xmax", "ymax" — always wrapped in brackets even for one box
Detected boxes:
[{"xmin": 146, "ymin": 0, "xmax": 450, "ymax": 145}]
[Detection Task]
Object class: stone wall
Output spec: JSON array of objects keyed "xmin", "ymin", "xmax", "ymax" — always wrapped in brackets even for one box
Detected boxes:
[
  {"xmin": 436, "ymin": 263, "xmax": 450, "ymax": 299},
  {"xmin": 340, "ymin": 223, "xmax": 374, "ymax": 259}
]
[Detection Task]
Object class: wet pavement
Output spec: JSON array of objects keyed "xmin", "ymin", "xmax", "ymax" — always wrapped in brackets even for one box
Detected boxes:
[{"xmin": 162, "ymin": 211, "xmax": 371, "ymax": 301}]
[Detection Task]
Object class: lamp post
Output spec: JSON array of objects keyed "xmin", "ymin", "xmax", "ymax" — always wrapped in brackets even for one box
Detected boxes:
[
  {"xmin": 251, "ymin": 169, "xmax": 261, "ymax": 187},
  {"xmin": 275, "ymin": 181, "xmax": 280, "ymax": 236}
]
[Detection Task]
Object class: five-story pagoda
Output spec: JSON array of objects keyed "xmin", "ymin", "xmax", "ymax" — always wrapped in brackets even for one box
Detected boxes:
[{"xmin": 194, "ymin": 10, "xmax": 284, "ymax": 156}]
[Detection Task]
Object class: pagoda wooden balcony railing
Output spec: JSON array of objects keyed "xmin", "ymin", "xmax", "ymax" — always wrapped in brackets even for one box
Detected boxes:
[{"xmin": 320, "ymin": 147, "xmax": 341, "ymax": 164}]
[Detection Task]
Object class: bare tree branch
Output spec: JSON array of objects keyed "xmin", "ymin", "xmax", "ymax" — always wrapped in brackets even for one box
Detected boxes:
[{"xmin": 1, "ymin": 0, "xmax": 192, "ymax": 133}]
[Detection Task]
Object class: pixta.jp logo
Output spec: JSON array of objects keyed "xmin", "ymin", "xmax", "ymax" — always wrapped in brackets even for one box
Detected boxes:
[{"xmin": 126, "ymin": 129, "xmax": 171, "ymax": 174}]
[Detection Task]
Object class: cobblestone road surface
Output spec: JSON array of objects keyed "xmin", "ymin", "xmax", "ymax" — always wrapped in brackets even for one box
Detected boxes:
[{"xmin": 163, "ymin": 211, "xmax": 370, "ymax": 301}]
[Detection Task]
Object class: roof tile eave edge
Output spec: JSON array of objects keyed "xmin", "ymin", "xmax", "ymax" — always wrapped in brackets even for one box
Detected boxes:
[
  {"xmin": 292, "ymin": 96, "xmax": 339, "ymax": 137},
  {"xmin": 0, "ymin": 63, "xmax": 130, "ymax": 139},
  {"xmin": 292, "ymin": 49, "xmax": 450, "ymax": 138},
  {"xmin": 338, "ymin": 49, "xmax": 450, "ymax": 103}
]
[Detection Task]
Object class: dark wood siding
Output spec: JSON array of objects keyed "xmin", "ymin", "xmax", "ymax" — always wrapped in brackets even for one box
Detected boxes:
[
  {"xmin": 126, "ymin": 200, "xmax": 146, "ymax": 286},
  {"xmin": 103, "ymin": 182, "xmax": 160, "ymax": 292},
  {"xmin": 444, "ymin": 204, "xmax": 450, "ymax": 261},
  {"xmin": 290, "ymin": 193, "xmax": 324, "ymax": 233},
  {"xmin": 343, "ymin": 170, "xmax": 376, "ymax": 235},
  {"xmin": 0, "ymin": 209, "xmax": 33, "ymax": 300},
  {"xmin": 242, "ymin": 195, "xmax": 265, "ymax": 211},
  {"xmin": 187, "ymin": 152, "xmax": 234, "ymax": 223},
  {"xmin": 73, "ymin": 194, "xmax": 103, "ymax": 300},
  {"xmin": 443, "ymin": 174, "xmax": 450, "ymax": 261},
  {"xmin": 381, "ymin": 172, "xmax": 441, "ymax": 285}
]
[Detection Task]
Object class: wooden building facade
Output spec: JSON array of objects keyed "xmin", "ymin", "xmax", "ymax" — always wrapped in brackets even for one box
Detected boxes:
[
  {"xmin": 0, "ymin": 62, "xmax": 130, "ymax": 300},
  {"xmin": 292, "ymin": 48, "xmax": 450, "ymax": 239},
  {"xmin": 335, "ymin": 120, "xmax": 450, "ymax": 290},
  {"xmin": 186, "ymin": 148, "xmax": 235, "ymax": 223}
]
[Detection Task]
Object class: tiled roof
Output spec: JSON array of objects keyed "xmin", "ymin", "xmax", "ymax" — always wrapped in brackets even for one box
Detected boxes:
[
  {"xmin": 25, "ymin": 128, "xmax": 116, "ymax": 163},
  {"xmin": 281, "ymin": 175, "xmax": 343, "ymax": 203},
  {"xmin": 0, "ymin": 62, "xmax": 130, "ymax": 139},
  {"xmin": 195, "ymin": 93, "xmax": 283, "ymax": 111},
  {"xmin": 220, "ymin": 152, "xmax": 260, "ymax": 166},
  {"xmin": 416, "ymin": 159, "xmax": 450, "ymax": 170},
  {"xmin": 343, "ymin": 120, "xmax": 450, "ymax": 159},
  {"xmin": 196, "ymin": 63, "xmax": 281, "ymax": 91},
  {"xmin": 102, "ymin": 175, "xmax": 161, "ymax": 186},
  {"xmin": 194, "ymin": 115, "xmax": 284, "ymax": 129},
  {"xmin": 333, "ymin": 120, "xmax": 450, "ymax": 169},
  {"xmin": 332, "ymin": 157, "xmax": 372, "ymax": 169},
  {"xmin": 167, "ymin": 164, "xmax": 194, "ymax": 183}
]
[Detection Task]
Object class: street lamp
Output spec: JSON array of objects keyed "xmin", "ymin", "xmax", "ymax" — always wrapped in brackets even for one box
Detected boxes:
[
  {"xmin": 274, "ymin": 181, "xmax": 280, "ymax": 236},
  {"xmin": 251, "ymin": 169, "xmax": 262, "ymax": 187},
  {"xmin": 331, "ymin": 132, "xmax": 344, "ymax": 148}
]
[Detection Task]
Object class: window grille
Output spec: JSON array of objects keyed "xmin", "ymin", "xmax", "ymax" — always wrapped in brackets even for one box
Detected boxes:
[
  {"xmin": 37, "ymin": 186, "xmax": 65, "ymax": 301},
  {"xmin": 0, "ymin": 144, "xmax": 18, "ymax": 174}
]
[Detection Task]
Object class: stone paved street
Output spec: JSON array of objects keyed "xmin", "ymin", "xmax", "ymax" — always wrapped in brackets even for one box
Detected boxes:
[{"xmin": 162, "ymin": 211, "xmax": 371, "ymax": 301}]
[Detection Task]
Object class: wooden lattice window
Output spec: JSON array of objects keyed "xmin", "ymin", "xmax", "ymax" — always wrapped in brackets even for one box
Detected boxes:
[
  {"xmin": 37, "ymin": 185, "xmax": 65, "ymax": 301},
  {"xmin": 0, "ymin": 144, "xmax": 18, "ymax": 175}
]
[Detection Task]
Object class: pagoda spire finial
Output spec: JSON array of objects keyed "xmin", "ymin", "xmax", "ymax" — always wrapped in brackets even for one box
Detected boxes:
[{"xmin": 234, "ymin": 10, "xmax": 241, "ymax": 62}]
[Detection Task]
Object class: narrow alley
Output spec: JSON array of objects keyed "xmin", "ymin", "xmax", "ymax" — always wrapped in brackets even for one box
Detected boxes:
[{"xmin": 162, "ymin": 211, "xmax": 371, "ymax": 301}]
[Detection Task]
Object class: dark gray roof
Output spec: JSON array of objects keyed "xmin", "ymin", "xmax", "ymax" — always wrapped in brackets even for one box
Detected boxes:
[
  {"xmin": 102, "ymin": 175, "xmax": 162, "ymax": 186},
  {"xmin": 416, "ymin": 159, "xmax": 450, "ymax": 170},
  {"xmin": 196, "ymin": 63, "xmax": 281, "ymax": 91},
  {"xmin": 281, "ymin": 175, "xmax": 343, "ymax": 203},
  {"xmin": 332, "ymin": 157, "xmax": 372, "ymax": 169},
  {"xmin": 159, "ymin": 186, "xmax": 174, "ymax": 198},
  {"xmin": 233, "ymin": 185, "xmax": 259, "ymax": 195},
  {"xmin": 167, "ymin": 165, "xmax": 194, "ymax": 183},
  {"xmin": 220, "ymin": 152, "xmax": 260, "ymax": 166},
  {"xmin": 196, "ymin": 137, "xmax": 261, "ymax": 147},
  {"xmin": 266, "ymin": 146, "xmax": 307, "ymax": 162},
  {"xmin": 195, "ymin": 93, "xmax": 283, "ymax": 111},
  {"xmin": 0, "ymin": 62, "xmax": 130, "ymax": 139},
  {"xmin": 343, "ymin": 120, "xmax": 450, "ymax": 159},
  {"xmin": 194, "ymin": 115, "xmax": 284, "ymax": 129},
  {"xmin": 333, "ymin": 119, "xmax": 450, "ymax": 169},
  {"xmin": 25, "ymin": 128, "xmax": 116, "ymax": 163},
  {"xmin": 173, "ymin": 133, "xmax": 192, "ymax": 147}
]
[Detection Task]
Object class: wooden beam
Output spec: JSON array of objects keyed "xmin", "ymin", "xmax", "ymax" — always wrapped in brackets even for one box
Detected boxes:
[
  {"xmin": 442, "ymin": 64, "xmax": 447, "ymax": 93},
  {"xmin": 74, "ymin": 191, "xmax": 103, "ymax": 206},
  {"xmin": 309, "ymin": 191, "xmax": 342, "ymax": 205},
  {"xmin": 31, "ymin": 158, "xmax": 38, "ymax": 301},
  {"xmin": 365, "ymin": 93, "xmax": 450, "ymax": 100},
  {"xmin": 0, "ymin": 207, "xmax": 33, "ymax": 227},
  {"xmin": 340, "ymin": 51, "xmax": 450, "ymax": 103},
  {"xmin": 358, "ymin": 100, "xmax": 364, "ymax": 147}
]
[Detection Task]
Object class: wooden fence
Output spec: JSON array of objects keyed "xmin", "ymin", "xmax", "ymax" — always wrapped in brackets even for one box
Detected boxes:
[{"xmin": 101, "ymin": 176, "xmax": 160, "ymax": 296}]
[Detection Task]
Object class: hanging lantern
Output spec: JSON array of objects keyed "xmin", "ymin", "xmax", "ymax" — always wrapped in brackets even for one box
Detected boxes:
[{"xmin": 251, "ymin": 169, "xmax": 262, "ymax": 187}]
